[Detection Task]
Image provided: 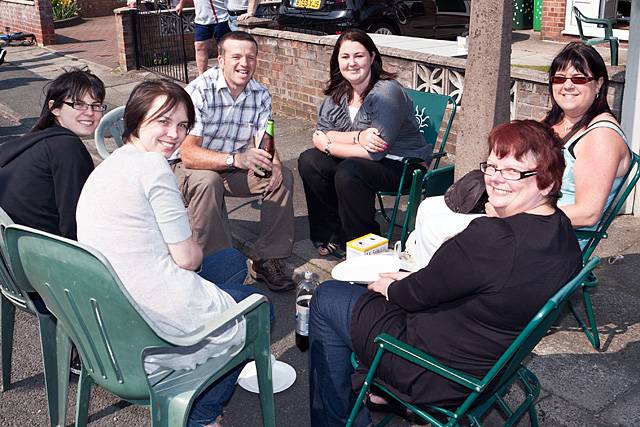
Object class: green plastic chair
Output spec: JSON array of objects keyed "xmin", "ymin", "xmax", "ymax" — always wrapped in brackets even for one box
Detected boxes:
[
  {"xmin": 4, "ymin": 224, "xmax": 275, "ymax": 427},
  {"xmin": 346, "ymin": 257, "xmax": 600, "ymax": 427},
  {"xmin": 94, "ymin": 105, "xmax": 125, "ymax": 160},
  {"xmin": 377, "ymin": 90, "xmax": 457, "ymax": 242},
  {"xmin": 395, "ymin": 165, "xmax": 455, "ymax": 250},
  {"xmin": 570, "ymin": 152, "xmax": 640, "ymax": 350},
  {"xmin": 573, "ymin": 6, "xmax": 619, "ymax": 66},
  {"xmin": 0, "ymin": 208, "xmax": 62, "ymax": 426}
]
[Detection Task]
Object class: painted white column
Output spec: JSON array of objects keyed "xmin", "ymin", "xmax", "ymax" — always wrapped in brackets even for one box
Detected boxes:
[{"xmin": 622, "ymin": 0, "xmax": 640, "ymax": 214}]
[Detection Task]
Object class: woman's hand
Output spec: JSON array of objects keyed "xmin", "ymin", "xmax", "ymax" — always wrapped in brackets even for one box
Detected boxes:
[
  {"xmin": 367, "ymin": 271, "xmax": 411, "ymax": 299},
  {"xmin": 357, "ymin": 128, "xmax": 388, "ymax": 153},
  {"xmin": 484, "ymin": 202, "xmax": 498, "ymax": 217},
  {"xmin": 313, "ymin": 130, "xmax": 331, "ymax": 152}
]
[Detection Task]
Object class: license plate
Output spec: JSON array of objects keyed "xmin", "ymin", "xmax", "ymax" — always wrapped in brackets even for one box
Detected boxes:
[{"xmin": 294, "ymin": 0, "xmax": 321, "ymax": 10}]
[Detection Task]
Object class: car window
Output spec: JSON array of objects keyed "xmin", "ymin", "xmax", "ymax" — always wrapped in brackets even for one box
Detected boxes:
[{"xmin": 436, "ymin": 0, "xmax": 469, "ymax": 13}]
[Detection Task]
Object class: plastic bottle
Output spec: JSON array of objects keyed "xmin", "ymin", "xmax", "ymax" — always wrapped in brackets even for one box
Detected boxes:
[{"xmin": 295, "ymin": 271, "xmax": 318, "ymax": 352}]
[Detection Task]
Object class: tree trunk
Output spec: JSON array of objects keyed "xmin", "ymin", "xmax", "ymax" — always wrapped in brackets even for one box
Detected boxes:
[{"xmin": 455, "ymin": 0, "xmax": 513, "ymax": 179}]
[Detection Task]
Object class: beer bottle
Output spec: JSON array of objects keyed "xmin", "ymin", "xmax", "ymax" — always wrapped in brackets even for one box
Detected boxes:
[{"xmin": 257, "ymin": 119, "xmax": 275, "ymax": 179}]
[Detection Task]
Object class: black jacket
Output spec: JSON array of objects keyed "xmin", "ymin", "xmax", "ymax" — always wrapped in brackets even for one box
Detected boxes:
[{"xmin": 0, "ymin": 126, "xmax": 94, "ymax": 239}]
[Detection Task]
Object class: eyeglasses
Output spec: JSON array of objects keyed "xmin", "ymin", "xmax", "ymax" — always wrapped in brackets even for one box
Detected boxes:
[
  {"xmin": 63, "ymin": 101, "xmax": 107, "ymax": 112},
  {"xmin": 549, "ymin": 75, "xmax": 595, "ymax": 85},
  {"xmin": 480, "ymin": 162, "xmax": 537, "ymax": 181}
]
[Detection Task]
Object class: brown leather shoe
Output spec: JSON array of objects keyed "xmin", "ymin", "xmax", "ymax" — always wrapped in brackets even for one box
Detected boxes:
[{"xmin": 249, "ymin": 258, "xmax": 295, "ymax": 292}]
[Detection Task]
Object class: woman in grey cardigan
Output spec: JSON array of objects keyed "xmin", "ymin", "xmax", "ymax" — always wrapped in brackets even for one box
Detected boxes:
[{"xmin": 298, "ymin": 29, "xmax": 430, "ymax": 257}]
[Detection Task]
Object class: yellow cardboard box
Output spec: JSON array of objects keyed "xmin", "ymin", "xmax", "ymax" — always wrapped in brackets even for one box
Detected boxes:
[{"xmin": 346, "ymin": 233, "xmax": 389, "ymax": 259}]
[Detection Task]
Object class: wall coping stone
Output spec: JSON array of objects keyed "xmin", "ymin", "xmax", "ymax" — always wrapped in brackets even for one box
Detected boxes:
[{"xmin": 1, "ymin": 0, "xmax": 35, "ymax": 5}]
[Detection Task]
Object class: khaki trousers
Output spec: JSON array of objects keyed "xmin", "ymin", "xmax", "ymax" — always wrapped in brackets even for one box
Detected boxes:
[{"xmin": 172, "ymin": 161, "xmax": 295, "ymax": 260}]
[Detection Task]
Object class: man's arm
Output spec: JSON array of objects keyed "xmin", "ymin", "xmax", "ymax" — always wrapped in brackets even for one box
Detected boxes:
[
  {"xmin": 181, "ymin": 134, "xmax": 274, "ymax": 173},
  {"xmin": 238, "ymin": 0, "xmax": 258, "ymax": 20}
]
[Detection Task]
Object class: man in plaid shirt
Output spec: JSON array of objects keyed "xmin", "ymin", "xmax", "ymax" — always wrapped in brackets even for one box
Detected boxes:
[{"xmin": 172, "ymin": 31, "xmax": 295, "ymax": 292}]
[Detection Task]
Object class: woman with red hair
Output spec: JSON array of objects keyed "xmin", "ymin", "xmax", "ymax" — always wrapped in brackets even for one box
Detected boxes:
[{"xmin": 308, "ymin": 120, "xmax": 582, "ymax": 426}]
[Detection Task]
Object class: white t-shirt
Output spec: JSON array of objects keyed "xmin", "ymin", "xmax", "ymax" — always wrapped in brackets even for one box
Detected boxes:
[
  {"xmin": 76, "ymin": 144, "xmax": 245, "ymax": 372},
  {"xmin": 194, "ymin": 0, "xmax": 229, "ymax": 25}
]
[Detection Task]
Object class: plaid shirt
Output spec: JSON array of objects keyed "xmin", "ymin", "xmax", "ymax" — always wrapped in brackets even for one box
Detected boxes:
[{"xmin": 185, "ymin": 67, "xmax": 272, "ymax": 155}]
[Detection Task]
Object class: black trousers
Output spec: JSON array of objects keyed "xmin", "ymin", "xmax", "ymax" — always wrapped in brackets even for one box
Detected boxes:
[{"xmin": 298, "ymin": 148, "xmax": 411, "ymax": 245}]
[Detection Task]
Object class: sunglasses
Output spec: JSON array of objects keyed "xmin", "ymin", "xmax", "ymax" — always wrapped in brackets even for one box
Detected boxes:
[{"xmin": 550, "ymin": 75, "xmax": 595, "ymax": 85}]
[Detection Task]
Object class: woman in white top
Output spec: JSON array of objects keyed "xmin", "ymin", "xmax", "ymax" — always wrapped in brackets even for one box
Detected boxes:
[{"xmin": 76, "ymin": 79, "xmax": 271, "ymax": 427}]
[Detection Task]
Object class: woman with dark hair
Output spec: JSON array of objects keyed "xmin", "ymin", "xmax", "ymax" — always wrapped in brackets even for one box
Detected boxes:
[
  {"xmin": 541, "ymin": 41, "xmax": 630, "ymax": 231},
  {"xmin": 76, "ymin": 79, "xmax": 272, "ymax": 427},
  {"xmin": 308, "ymin": 120, "xmax": 582, "ymax": 427},
  {"xmin": 0, "ymin": 67, "xmax": 105, "ymax": 239},
  {"xmin": 298, "ymin": 29, "xmax": 429, "ymax": 257}
]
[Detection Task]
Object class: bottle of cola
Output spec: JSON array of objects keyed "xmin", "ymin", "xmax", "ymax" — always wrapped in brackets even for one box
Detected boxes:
[
  {"xmin": 295, "ymin": 271, "xmax": 318, "ymax": 352},
  {"xmin": 257, "ymin": 119, "xmax": 275, "ymax": 179}
]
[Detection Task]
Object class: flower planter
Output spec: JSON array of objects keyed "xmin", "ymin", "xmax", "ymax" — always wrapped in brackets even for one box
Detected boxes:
[{"xmin": 54, "ymin": 15, "xmax": 82, "ymax": 29}]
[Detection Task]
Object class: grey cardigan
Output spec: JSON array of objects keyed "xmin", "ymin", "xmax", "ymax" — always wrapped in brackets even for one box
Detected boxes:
[{"xmin": 316, "ymin": 79, "xmax": 432, "ymax": 162}]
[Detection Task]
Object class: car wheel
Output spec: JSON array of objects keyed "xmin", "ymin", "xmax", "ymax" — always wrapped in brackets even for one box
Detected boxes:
[{"xmin": 369, "ymin": 23, "xmax": 396, "ymax": 35}]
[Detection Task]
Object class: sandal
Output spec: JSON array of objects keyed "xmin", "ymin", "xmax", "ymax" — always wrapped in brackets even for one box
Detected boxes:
[{"xmin": 313, "ymin": 241, "xmax": 345, "ymax": 259}]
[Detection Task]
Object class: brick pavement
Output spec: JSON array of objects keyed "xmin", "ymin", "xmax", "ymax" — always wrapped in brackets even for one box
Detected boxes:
[{"xmin": 49, "ymin": 16, "xmax": 119, "ymax": 70}]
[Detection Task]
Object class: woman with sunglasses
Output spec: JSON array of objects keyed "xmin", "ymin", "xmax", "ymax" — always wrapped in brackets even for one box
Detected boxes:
[
  {"xmin": 411, "ymin": 42, "xmax": 631, "ymax": 267},
  {"xmin": 0, "ymin": 67, "xmax": 105, "ymax": 239},
  {"xmin": 541, "ymin": 41, "xmax": 630, "ymax": 232}
]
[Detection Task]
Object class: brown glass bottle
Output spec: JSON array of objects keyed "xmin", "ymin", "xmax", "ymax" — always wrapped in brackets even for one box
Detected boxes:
[{"xmin": 257, "ymin": 119, "xmax": 275, "ymax": 179}]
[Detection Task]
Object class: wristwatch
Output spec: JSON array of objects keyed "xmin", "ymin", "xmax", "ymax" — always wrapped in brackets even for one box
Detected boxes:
[{"xmin": 225, "ymin": 154, "xmax": 235, "ymax": 169}]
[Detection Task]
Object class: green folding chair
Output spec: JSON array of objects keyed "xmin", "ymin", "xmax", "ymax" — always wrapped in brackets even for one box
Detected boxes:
[
  {"xmin": 570, "ymin": 152, "xmax": 640, "ymax": 350},
  {"xmin": 94, "ymin": 105, "xmax": 125, "ymax": 160},
  {"xmin": 573, "ymin": 6, "xmax": 619, "ymax": 66},
  {"xmin": 0, "ymin": 209, "xmax": 62, "ymax": 426},
  {"xmin": 347, "ymin": 258, "xmax": 600, "ymax": 427},
  {"xmin": 395, "ymin": 164, "xmax": 455, "ymax": 250},
  {"xmin": 377, "ymin": 90, "xmax": 457, "ymax": 242},
  {"xmin": 4, "ymin": 224, "xmax": 275, "ymax": 427}
]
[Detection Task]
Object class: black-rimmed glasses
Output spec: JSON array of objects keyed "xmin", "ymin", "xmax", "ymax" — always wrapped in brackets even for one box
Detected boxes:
[
  {"xmin": 480, "ymin": 162, "xmax": 537, "ymax": 181},
  {"xmin": 63, "ymin": 101, "xmax": 107, "ymax": 112},
  {"xmin": 549, "ymin": 75, "xmax": 595, "ymax": 85}
]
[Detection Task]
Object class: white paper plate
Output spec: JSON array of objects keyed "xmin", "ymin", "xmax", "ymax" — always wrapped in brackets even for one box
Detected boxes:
[
  {"xmin": 237, "ymin": 360, "xmax": 296, "ymax": 394},
  {"xmin": 331, "ymin": 253, "xmax": 401, "ymax": 284}
]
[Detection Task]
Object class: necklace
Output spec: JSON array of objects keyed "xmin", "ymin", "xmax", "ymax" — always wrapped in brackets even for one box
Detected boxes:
[{"xmin": 563, "ymin": 119, "xmax": 576, "ymax": 133}]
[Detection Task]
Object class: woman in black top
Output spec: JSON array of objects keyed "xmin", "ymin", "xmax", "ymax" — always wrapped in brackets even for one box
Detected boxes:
[
  {"xmin": 0, "ymin": 68, "xmax": 106, "ymax": 239},
  {"xmin": 308, "ymin": 120, "xmax": 582, "ymax": 427},
  {"xmin": 297, "ymin": 29, "xmax": 428, "ymax": 256}
]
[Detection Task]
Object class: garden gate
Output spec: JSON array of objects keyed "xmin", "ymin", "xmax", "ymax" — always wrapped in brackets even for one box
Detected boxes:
[{"xmin": 134, "ymin": 0, "xmax": 192, "ymax": 83}]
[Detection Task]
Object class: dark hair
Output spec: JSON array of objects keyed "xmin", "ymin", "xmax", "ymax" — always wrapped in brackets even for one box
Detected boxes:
[
  {"xmin": 488, "ymin": 120, "xmax": 565, "ymax": 204},
  {"xmin": 542, "ymin": 42, "xmax": 613, "ymax": 141},
  {"xmin": 122, "ymin": 79, "xmax": 195, "ymax": 141},
  {"xmin": 325, "ymin": 28, "xmax": 396, "ymax": 104},
  {"xmin": 31, "ymin": 67, "xmax": 105, "ymax": 132},
  {"xmin": 218, "ymin": 30, "xmax": 258, "ymax": 56}
]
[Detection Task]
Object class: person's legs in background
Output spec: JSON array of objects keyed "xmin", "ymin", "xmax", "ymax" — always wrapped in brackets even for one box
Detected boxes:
[
  {"xmin": 309, "ymin": 281, "xmax": 371, "ymax": 427},
  {"xmin": 193, "ymin": 23, "xmax": 215, "ymax": 74}
]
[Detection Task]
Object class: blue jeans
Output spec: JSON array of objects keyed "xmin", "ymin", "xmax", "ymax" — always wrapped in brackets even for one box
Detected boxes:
[
  {"xmin": 309, "ymin": 281, "xmax": 371, "ymax": 427},
  {"xmin": 188, "ymin": 248, "xmax": 273, "ymax": 426}
]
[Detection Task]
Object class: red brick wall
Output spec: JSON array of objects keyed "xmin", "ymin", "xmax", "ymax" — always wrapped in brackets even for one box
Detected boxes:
[
  {"xmin": 0, "ymin": 0, "xmax": 54, "ymax": 45},
  {"xmin": 77, "ymin": 0, "xmax": 124, "ymax": 18},
  {"xmin": 541, "ymin": 0, "xmax": 567, "ymax": 40}
]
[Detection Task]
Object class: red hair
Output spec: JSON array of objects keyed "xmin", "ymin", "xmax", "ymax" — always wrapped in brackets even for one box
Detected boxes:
[{"xmin": 487, "ymin": 120, "xmax": 565, "ymax": 202}]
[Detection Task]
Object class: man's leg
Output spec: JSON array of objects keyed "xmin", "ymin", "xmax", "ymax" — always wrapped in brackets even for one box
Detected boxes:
[
  {"xmin": 309, "ymin": 281, "xmax": 371, "ymax": 427},
  {"xmin": 222, "ymin": 168, "xmax": 296, "ymax": 291},
  {"xmin": 172, "ymin": 162, "xmax": 233, "ymax": 256},
  {"xmin": 193, "ymin": 23, "xmax": 214, "ymax": 74}
]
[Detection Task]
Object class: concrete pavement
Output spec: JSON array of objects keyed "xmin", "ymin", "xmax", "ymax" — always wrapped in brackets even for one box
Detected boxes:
[{"xmin": 1, "ymin": 41, "xmax": 640, "ymax": 426}]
